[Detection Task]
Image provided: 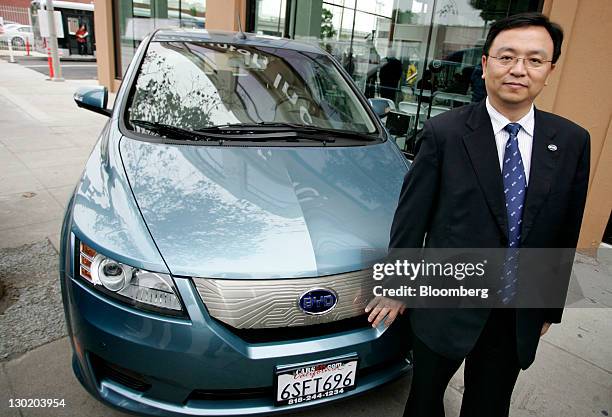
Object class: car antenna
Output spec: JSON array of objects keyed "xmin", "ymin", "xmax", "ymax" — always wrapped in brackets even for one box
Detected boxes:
[{"xmin": 236, "ymin": 13, "xmax": 247, "ymax": 40}]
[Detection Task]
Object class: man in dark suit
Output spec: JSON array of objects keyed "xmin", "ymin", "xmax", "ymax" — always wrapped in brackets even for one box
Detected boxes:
[{"xmin": 365, "ymin": 12, "xmax": 590, "ymax": 417}]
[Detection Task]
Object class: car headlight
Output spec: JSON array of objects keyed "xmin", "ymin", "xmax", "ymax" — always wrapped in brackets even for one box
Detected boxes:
[{"xmin": 78, "ymin": 241, "xmax": 185, "ymax": 317}]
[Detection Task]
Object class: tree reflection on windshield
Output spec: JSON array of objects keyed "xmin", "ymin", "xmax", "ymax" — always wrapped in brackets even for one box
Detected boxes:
[
  {"xmin": 126, "ymin": 41, "xmax": 376, "ymax": 135},
  {"xmin": 129, "ymin": 50, "xmax": 221, "ymax": 130}
]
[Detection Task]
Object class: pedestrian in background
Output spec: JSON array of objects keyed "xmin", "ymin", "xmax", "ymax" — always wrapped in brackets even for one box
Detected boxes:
[
  {"xmin": 75, "ymin": 23, "xmax": 88, "ymax": 55},
  {"xmin": 379, "ymin": 49, "xmax": 403, "ymax": 102}
]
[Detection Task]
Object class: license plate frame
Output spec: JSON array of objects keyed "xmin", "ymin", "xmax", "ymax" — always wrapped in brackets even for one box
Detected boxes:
[{"xmin": 274, "ymin": 355, "xmax": 359, "ymax": 406}]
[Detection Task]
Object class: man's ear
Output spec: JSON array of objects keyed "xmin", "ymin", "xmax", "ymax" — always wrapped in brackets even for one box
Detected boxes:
[
  {"xmin": 545, "ymin": 63, "xmax": 556, "ymax": 86},
  {"xmin": 481, "ymin": 55, "xmax": 487, "ymax": 79}
]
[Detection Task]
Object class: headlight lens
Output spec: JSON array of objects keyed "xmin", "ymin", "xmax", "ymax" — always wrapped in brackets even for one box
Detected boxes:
[
  {"xmin": 78, "ymin": 241, "xmax": 185, "ymax": 316},
  {"xmin": 94, "ymin": 257, "xmax": 132, "ymax": 291}
]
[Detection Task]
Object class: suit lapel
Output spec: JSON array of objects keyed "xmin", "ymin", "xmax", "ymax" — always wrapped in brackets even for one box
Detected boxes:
[
  {"xmin": 520, "ymin": 109, "xmax": 559, "ymax": 243},
  {"xmin": 462, "ymin": 102, "xmax": 508, "ymax": 238}
]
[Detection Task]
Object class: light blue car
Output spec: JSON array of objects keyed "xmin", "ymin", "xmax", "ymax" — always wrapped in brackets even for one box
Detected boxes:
[{"xmin": 60, "ymin": 28, "xmax": 412, "ymax": 416}]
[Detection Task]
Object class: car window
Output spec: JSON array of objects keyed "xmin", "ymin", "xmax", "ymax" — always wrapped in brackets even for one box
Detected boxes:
[{"xmin": 126, "ymin": 41, "xmax": 377, "ymax": 135}]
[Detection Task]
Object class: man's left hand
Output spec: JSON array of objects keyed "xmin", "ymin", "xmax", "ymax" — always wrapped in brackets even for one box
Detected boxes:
[
  {"xmin": 365, "ymin": 296, "xmax": 406, "ymax": 328},
  {"xmin": 540, "ymin": 322, "xmax": 552, "ymax": 336}
]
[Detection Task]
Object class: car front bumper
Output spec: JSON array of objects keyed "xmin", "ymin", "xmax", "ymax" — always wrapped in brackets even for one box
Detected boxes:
[{"xmin": 62, "ymin": 271, "xmax": 412, "ymax": 416}]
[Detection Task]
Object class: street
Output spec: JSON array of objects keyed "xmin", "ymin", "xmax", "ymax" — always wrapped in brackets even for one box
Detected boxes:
[
  {"xmin": 0, "ymin": 55, "xmax": 610, "ymax": 417},
  {"xmin": 0, "ymin": 55, "xmax": 97, "ymax": 80}
]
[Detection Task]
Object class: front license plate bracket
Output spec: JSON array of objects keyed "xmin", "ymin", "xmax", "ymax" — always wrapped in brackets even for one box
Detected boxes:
[{"xmin": 274, "ymin": 355, "xmax": 359, "ymax": 406}]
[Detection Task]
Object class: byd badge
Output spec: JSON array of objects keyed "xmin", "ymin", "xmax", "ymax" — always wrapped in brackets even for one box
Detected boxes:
[{"xmin": 298, "ymin": 288, "xmax": 338, "ymax": 315}]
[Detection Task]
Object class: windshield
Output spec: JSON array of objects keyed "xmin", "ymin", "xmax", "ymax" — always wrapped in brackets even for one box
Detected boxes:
[{"xmin": 126, "ymin": 41, "xmax": 377, "ymax": 135}]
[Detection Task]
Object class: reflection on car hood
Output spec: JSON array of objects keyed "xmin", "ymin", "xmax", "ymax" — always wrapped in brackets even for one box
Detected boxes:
[{"xmin": 120, "ymin": 138, "xmax": 407, "ymax": 278}]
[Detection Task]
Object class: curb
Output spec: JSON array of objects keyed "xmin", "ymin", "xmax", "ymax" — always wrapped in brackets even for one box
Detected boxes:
[{"xmin": 0, "ymin": 56, "xmax": 97, "ymax": 63}]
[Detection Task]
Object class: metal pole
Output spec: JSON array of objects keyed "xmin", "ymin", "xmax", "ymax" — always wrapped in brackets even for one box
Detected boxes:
[
  {"xmin": 7, "ymin": 39, "xmax": 16, "ymax": 63},
  {"xmin": 45, "ymin": 0, "xmax": 63, "ymax": 81}
]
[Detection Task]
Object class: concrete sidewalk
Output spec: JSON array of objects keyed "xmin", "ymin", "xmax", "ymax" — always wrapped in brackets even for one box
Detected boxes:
[
  {"xmin": 0, "ymin": 60, "xmax": 105, "ymax": 251},
  {"xmin": 0, "ymin": 58, "xmax": 610, "ymax": 417}
]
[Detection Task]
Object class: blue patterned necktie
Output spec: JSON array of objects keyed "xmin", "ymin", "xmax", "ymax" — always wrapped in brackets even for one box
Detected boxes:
[{"xmin": 500, "ymin": 123, "xmax": 526, "ymax": 304}]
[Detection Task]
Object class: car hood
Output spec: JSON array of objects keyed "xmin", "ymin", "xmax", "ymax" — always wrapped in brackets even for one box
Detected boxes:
[{"xmin": 120, "ymin": 137, "xmax": 407, "ymax": 278}]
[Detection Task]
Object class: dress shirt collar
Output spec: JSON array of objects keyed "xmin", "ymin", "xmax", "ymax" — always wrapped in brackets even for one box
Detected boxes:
[{"xmin": 485, "ymin": 97, "xmax": 534, "ymax": 137}]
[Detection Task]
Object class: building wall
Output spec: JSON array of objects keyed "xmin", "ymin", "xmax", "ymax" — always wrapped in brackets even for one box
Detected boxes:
[
  {"xmin": 92, "ymin": 0, "xmax": 116, "ymax": 91},
  {"xmin": 205, "ymin": 0, "xmax": 245, "ymax": 31},
  {"xmin": 537, "ymin": 0, "xmax": 612, "ymax": 252}
]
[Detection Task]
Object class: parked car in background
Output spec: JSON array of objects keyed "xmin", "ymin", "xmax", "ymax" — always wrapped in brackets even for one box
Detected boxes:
[
  {"xmin": 0, "ymin": 19, "xmax": 20, "ymax": 33},
  {"xmin": 0, "ymin": 24, "xmax": 34, "ymax": 48},
  {"xmin": 61, "ymin": 29, "xmax": 412, "ymax": 416}
]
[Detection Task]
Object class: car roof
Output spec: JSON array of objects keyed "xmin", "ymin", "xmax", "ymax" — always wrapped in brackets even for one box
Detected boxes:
[{"xmin": 151, "ymin": 29, "xmax": 325, "ymax": 54}]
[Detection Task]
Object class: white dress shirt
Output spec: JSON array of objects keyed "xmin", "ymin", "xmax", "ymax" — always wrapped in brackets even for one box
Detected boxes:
[{"xmin": 485, "ymin": 97, "xmax": 534, "ymax": 185}]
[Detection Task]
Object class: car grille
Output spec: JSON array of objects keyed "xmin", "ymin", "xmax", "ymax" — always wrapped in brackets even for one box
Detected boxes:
[
  {"xmin": 186, "ymin": 387, "xmax": 273, "ymax": 402},
  {"xmin": 215, "ymin": 314, "xmax": 371, "ymax": 343},
  {"xmin": 192, "ymin": 269, "xmax": 375, "ymax": 329}
]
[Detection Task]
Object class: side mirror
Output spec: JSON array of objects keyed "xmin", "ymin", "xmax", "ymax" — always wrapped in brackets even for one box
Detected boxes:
[
  {"xmin": 74, "ymin": 86, "xmax": 111, "ymax": 117},
  {"xmin": 368, "ymin": 98, "xmax": 391, "ymax": 119}
]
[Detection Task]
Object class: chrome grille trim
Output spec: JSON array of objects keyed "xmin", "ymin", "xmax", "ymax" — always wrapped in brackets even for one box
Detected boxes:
[{"xmin": 193, "ymin": 269, "xmax": 375, "ymax": 329}]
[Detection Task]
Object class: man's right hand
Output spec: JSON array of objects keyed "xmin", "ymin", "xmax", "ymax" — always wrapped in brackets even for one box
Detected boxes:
[{"xmin": 365, "ymin": 296, "xmax": 406, "ymax": 328}]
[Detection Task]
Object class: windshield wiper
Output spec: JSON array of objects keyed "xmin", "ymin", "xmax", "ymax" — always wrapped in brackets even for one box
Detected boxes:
[
  {"xmin": 198, "ymin": 122, "xmax": 377, "ymax": 141},
  {"xmin": 196, "ymin": 122, "xmax": 308, "ymax": 132},
  {"xmin": 130, "ymin": 119, "xmax": 334, "ymax": 144},
  {"xmin": 131, "ymin": 119, "xmax": 219, "ymax": 141},
  {"xmin": 307, "ymin": 127, "xmax": 378, "ymax": 142}
]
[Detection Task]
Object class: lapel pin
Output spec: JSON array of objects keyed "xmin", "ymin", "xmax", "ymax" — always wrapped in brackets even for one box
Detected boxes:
[{"xmin": 547, "ymin": 144, "xmax": 557, "ymax": 152}]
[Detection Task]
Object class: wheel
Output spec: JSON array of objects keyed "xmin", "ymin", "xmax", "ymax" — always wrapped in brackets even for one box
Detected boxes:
[{"xmin": 11, "ymin": 37, "xmax": 25, "ymax": 49}]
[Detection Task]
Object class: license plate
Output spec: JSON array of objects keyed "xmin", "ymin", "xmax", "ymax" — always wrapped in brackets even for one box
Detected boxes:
[{"xmin": 275, "ymin": 357, "xmax": 358, "ymax": 406}]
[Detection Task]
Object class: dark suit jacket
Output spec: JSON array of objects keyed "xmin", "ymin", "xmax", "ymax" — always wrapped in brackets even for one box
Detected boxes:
[{"xmin": 390, "ymin": 100, "xmax": 590, "ymax": 369}]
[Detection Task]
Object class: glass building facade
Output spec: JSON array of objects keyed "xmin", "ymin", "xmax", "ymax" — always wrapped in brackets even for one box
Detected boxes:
[
  {"xmin": 113, "ymin": 0, "xmax": 206, "ymax": 77},
  {"xmin": 249, "ymin": 0, "xmax": 542, "ymax": 154}
]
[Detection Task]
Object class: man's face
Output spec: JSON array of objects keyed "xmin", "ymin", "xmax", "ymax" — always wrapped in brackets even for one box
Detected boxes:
[{"xmin": 482, "ymin": 26, "xmax": 556, "ymax": 109}]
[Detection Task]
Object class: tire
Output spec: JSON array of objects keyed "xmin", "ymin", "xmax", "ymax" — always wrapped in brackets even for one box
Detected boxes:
[{"xmin": 11, "ymin": 37, "xmax": 25, "ymax": 49}]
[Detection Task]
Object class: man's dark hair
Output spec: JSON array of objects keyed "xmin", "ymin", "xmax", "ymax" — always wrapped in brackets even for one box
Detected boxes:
[{"xmin": 483, "ymin": 12, "xmax": 564, "ymax": 64}]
